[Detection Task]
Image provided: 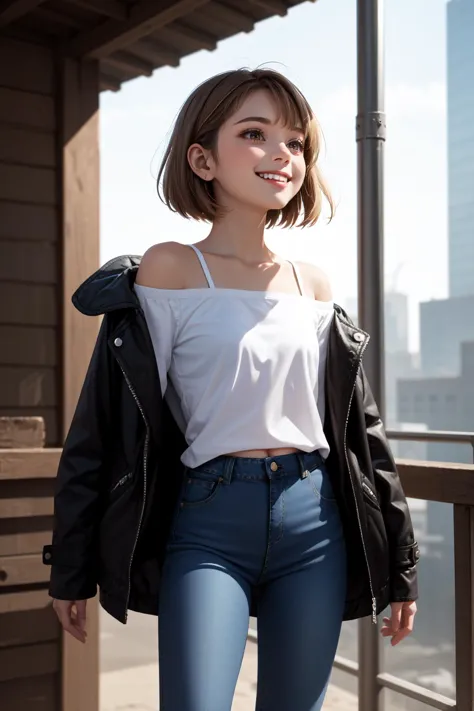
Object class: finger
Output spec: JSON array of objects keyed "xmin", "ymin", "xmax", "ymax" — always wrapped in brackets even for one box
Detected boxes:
[
  {"xmin": 391, "ymin": 627, "xmax": 411, "ymax": 646},
  {"xmin": 390, "ymin": 609, "xmax": 415, "ymax": 646},
  {"xmin": 63, "ymin": 621, "xmax": 86, "ymax": 644},
  {"xmin": 391, "ymin": 604, "xmax": 403, "ymax": 632},
  {"xmin": 75, "ymin": 601, "xmax": 87, "ymax": 635}
]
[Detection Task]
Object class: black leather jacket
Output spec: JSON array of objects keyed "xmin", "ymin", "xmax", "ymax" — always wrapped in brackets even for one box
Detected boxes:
[{"xmin": 43, "ymin": 256, "xmax": 420, "ymax": 624}]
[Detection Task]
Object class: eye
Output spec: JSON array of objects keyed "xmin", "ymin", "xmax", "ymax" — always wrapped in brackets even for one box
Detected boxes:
[
  {"xmin": 241, "ymin": 128, "xmax": 265, "ymax": 142},
  {"xmin": 288, "ymin": 138, "xmax": 305, "ymax": 154}
]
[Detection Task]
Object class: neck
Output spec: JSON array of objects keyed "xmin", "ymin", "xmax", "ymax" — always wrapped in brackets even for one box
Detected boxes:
[{"xmin": 201, "ymin": 206, "xmax": 274, "ymax": 263}]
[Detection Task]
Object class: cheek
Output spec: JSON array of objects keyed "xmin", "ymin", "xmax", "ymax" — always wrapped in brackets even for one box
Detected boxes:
[{"xmin": 292, "ymin": 158, "xmax": 306, "ymax": 192}]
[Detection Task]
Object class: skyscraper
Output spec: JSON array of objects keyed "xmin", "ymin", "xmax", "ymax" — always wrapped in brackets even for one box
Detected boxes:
[{"xmin": 447, "ymin": 0, "xmax": 474, "ymax": 298}]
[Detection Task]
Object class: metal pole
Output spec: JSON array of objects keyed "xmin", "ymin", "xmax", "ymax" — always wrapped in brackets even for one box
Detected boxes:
[{"xmin": 356, "ymin": 1, "xmax": 386, "ymax": 711}]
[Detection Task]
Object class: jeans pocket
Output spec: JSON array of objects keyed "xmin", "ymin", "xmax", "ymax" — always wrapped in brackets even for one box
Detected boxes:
[
  {"xmin": 181, "ymin": 467, "xmax": 223, "ymax": 508},
  {"xmin": 307, "ymin": 463, "xmax": 337, "ymax": 503}
]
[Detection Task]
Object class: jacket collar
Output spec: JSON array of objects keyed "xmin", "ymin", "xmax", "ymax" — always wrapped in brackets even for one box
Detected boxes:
[{"xmin": 72, "ymin": 255, "xmax": 142, "ymax": 316}]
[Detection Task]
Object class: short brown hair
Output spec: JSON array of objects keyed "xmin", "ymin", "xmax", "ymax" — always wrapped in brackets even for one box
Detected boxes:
[{"xmin": 157, "ymin": 68, "xmax": 334, "ymax": 228}]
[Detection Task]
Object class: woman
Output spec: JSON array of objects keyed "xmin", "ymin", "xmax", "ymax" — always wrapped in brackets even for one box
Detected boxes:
[{"xmin": 45, "ymin": 68, "xmax": 419, "ymax": 711}]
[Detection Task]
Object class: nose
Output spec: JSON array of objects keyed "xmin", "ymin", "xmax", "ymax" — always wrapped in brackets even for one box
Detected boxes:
[{"xmin": 273, "ymin": 141, "xmax": 291, "ymax": 164}]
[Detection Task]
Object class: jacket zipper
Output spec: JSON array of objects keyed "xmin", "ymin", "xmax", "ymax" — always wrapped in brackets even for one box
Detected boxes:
[
  {"xmin": 116, "ymin": 359, "xmax": 149, "ymax": 624},
  {"xmin": 110, "ymin": 471, "xmax": 133, "ymax": 492},
  {"xmin": 362, "ymin": 480, "xmax": 378, "ymax": 503},
  {"xmin": 343, "ymin": 336, "xmax": 378, "ymax": 625}
]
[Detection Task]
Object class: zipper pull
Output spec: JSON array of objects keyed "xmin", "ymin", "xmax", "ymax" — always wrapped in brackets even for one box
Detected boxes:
[{"xmin": 372, "ymin": 597, "xmax": 377, "ymax": 624}]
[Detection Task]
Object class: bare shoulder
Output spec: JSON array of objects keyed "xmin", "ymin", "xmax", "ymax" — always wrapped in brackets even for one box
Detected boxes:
[
  {"xmin": 136, "ymin": 242, "xmax": 190, "ymax": 289},
  {"xmin": 296, "ymin": 261, "xmax": 333, "ymax": 302}
]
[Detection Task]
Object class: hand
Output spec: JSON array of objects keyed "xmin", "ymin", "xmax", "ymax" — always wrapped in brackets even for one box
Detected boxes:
[
  {"xmin": 381, "ymin": 601, "xmax": 417, "ymax": 646},
  {"xmin": 53, "ymin": 599, "xmax": 88, "ymax": 643}
]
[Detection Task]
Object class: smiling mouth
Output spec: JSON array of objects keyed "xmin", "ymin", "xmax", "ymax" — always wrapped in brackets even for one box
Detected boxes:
[{"xmin": 256, "ymin": 172, "xmax": 290, "ymax": 183}]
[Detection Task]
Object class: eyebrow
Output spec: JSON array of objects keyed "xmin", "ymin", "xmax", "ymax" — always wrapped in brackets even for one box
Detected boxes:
[{"xmin": 233, "ymin": 115, "xmax": 304, "ymax": 132}]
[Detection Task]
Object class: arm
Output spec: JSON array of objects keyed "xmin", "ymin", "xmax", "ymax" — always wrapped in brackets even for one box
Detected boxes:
[
  {"xmin": 43, "ymin": 316, "xmax": 113, "ymax": 601},
  {"xmin": 360, "ymin": 364, "xmax": 420, "ymax": 601}
]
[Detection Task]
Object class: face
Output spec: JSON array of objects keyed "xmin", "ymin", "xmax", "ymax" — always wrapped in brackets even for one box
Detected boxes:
[{"xmin": 188, "ymin": 90, "xmax": 307, "ymax": 216}]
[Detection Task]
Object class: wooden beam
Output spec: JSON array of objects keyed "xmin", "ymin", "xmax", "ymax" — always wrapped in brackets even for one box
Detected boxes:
[
  {"xmin": 133, "ymin": 38, "xmax": 180, "ymax": 67},
  {"xmin": 99, "ymin": 71, "xmax": 122, "ymax": 91},
  {"xmin": 205, "ymin": 2, "xmax": 255, "ymax": 32},
  {"xmin": 0, "ymin": 0, "xmax": 45, "ymax": 28},
  {"xmin": 67, "ymin": 0, "xmax": 211, "ymax": 58},
  {"xmin": 62, "ymin": 0, "xmax": 127, "ymax": 20},
  {"xmin": 59, "ymin": 55, "xmax": 100, "ymax": 711},
  {"xmin": 249, "ymin": 0, "xmax": 287, "ymax": 17},
  {"xmin": 104, "ymin": 50, "xmax": 155, "ymax": 76},
  {"xmin": 159, "ymin": 22, "xmax": 217, "ymax": 52}
]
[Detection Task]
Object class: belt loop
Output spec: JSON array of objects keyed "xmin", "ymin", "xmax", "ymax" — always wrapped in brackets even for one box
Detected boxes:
[
  {"xmin": 296, "ymin": 453, "xmax": 308, "ymax": 479},
  {"xmin": 222, "ymin": 455, "xmax": 235, "ymax": 484}
]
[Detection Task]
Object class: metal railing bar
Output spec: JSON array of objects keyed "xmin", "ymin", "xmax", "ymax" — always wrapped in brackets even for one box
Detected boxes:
[
  {"xmin": 333, "ymin": 654, "xmax": 359, "ymax": 676},
  {"xmin": 377, "ymin": 672, "xmax": 456, "ymax": 710},
  {"xmin": 387, "ymin": 430, "xmax": 474, "ymax": 445}
]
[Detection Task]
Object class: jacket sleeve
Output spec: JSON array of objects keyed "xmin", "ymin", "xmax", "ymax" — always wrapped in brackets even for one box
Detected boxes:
[
  {"xmin": 361, "ymin": 364, "xmax": 420, "ymax": 602},
  {"xmin": 43, "ymin": 316, "xmax": 112, "ymax": 601}
]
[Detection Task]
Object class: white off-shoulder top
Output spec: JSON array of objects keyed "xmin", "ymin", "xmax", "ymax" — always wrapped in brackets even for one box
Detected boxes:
[{"xmin": 134, "ymin": 245, "xmax": 334, "ymax": 469}]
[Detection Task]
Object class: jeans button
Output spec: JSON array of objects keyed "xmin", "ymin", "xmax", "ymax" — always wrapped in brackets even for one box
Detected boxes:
[{"xmin": 270, "ymin": 461, "xmax": 278, "ymax": 472}]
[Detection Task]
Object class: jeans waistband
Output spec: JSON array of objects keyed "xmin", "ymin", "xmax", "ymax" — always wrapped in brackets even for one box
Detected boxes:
[{"xmin": 187, "ymin": 449, "xmax": 325, "ymax": 484}]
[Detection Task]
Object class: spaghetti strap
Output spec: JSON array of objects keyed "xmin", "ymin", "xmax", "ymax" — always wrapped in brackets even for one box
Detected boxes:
[
  {"xmin": 287, "ymin": 260, "xmax": 304, "ymax": 297},
  {"xmin": 188, "ymin": 244, "xmax": 215, "ymax": 288}
]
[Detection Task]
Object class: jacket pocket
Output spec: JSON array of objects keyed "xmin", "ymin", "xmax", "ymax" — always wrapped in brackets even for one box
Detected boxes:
[
  {"xmin": 361, "ymin": 474, "xmax": 380, "ymax": 509},
  {"xmin": 109, "ymin": 471, "xmax": 134, "ymax": 497}
]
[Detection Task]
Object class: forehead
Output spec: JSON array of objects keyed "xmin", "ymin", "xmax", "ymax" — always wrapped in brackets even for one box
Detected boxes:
[{"xmin": 225, "ymin": 89, "xmax": 304, "ymax": 131}]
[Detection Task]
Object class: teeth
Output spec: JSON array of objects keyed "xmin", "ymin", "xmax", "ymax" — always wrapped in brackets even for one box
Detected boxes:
[{"xmin": 258, "ymin": 173, "xmax": 288, "ymax": 182}]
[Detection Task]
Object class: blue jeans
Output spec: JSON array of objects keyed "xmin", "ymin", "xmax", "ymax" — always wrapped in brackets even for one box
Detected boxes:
[{"xmin": 158, "ymin": 449, "xmax": 347, "ymax": 711}]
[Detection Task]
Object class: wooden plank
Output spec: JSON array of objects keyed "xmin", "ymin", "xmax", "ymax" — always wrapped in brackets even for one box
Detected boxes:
[
  {"xmin": 0, "ymin": 448, "xmax": 60, "ymax": 480},
  {"xmin": 103, "ymin": 49, "xmax": 156, "ymax": 76},
  {"xmin": 0, "ymin": 37, "xmax": 54, "ymax": 94},
  {"xmin": 204, "ymin": 1, "xmax": 255, "ymax": 31},
  {"xmin": 0, "ymin": 641, "xmax": 59, "ymax": 682},
  {"xmin": 63, "ymin": 0, "xmax": 127, "ymax": 20},
  {"xmin": 0, "ymin": 673, "xmax": 58, "ymax": 711},
  {"xmin": 60, "ymin": 54, "xmax": 100, "ymax": 711},
  {"xmin": 0, "ymin": 241, "xmax": 57, "ymax": 283},
  {"xmin": 0, "ymin": 586, "xmax": 51, "ymax": 613},
  {"xmin": 397, "ymin": 459, "xmax": 474, "ymax": 506},
  {"xmin": 0, "ymin": 366, "xmax": 56, "ymax": 408},
  {"xmin": 0, "ymin": 496, "xmax": 53, "ymax": 519},
  {"xmin": 0, "ymin": 283, "xmax": 57, "ymax": 325},
  {"xmin": 0, "ymin": 0, "xmax": 46, "ymax": 28},
  {"xmin": 0, "ymin": 164, "xmax": 56, "ymax": 204},
  {"xmin": 0, "ymin": 202, "xmax": 57, "ymax": 241},
  {"xmin": 0, "ymin": 86, "xmax": 55, "ymax": 130},
  {"xmin": 0, "ymin": 553, "xmax": 50, "ymax": 586},
  {"xmin": 0, "ymin": 516, "xmax": 53, "ymax": 555},
  {"xmin": 0, "ymin": 417, "xmax": 45, "ymax": 448},
  {"xmin": 0, "ymin": 126, "xmax": 55, "ymax": 168},
  {"xmin": 0, "ymin": 326, "xmax": 57, "ymax": 367},
  {"xmin": 249, "ymin": 0, "xmax": 287, "ymax": 16},
  {"xmin": 68, "ymin": 0, "xmax": 211, "ymax": 57},
  {"xmin": 0, "ymin": 603, "xmax": 59, "ymax": 647},
  {"xmin": 0, "ymin": 410, "xmax": 58, "ymax": 446},
  {"xmin": 154, "ymin": 22, "xmax": 217, "ymax": 51}
]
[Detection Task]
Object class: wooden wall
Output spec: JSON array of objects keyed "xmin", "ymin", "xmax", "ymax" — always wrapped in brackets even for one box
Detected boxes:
[
  {"xmin": 0, "ymin": 448, "xmax": 61, "ymax": 711},
  {"xmin": 0, "ymin": 37, "xmax": 59, "ymax": 446},
  {"xmin": 0, "ymin": 35, "xmax": 101, "ymax": 711}
]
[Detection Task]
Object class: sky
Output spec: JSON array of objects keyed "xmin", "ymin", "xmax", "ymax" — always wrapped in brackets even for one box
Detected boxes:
[{"xmin": 99, "ymin": 0, "xmax": 449, "ymax": 352}]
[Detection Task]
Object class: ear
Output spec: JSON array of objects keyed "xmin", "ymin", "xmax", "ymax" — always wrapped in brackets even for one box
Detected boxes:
[{"xmin": 187, "ymin": 143, "xmax": 215, "ymax": 181}]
